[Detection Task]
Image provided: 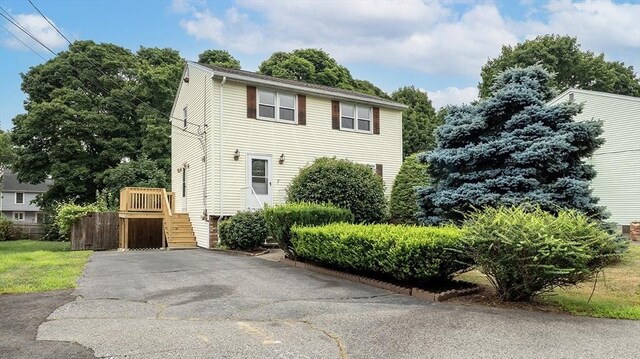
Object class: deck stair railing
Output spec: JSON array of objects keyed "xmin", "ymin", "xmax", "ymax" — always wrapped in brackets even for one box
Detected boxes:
[{"xmin": 119, "ymin": 187, "xmax": 176, "ymax": 247}]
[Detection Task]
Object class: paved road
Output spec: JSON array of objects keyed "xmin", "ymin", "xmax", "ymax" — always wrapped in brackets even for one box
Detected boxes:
[
  {"xmin": 0, "ymin": 290, "xmax": 94, "ymax": 359},
  {"xmin": 37, "ymin": 250, "xmax": 639, "ymax": 358}
]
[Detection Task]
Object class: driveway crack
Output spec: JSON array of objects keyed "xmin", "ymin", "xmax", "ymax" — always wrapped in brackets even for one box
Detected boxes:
[{"xmin": 300, "ymin": 320, "xmax": 348, "ymax": 359}]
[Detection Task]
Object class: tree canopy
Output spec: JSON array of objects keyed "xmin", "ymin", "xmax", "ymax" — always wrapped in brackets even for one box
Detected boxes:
[
  {"xmin": 479, "ymin": 35, "xmax": 640, "ymax": 99},
  {"xmin": 198, "ymin": 49, "xmax": 241, "ymax": 69},
  {"xmin": 0, "ymin": 131, "xmax": 15, "ymax": 170},
  {"xmin": 259, "ymin": 49, "xmax": 389, "ymax": 98},
  {"xmin": 11, "ymin": 41, "xmax": 182, "ymax": 204},
  {"xmin": 391, "ymin": 87, "xmax": 440, "ymax": 158},
  {"xmin": 418, "ymin": 65, "xmax": 606, "ymax": 225}
]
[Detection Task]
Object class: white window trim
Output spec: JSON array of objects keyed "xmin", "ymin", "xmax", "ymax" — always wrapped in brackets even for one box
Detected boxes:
[
  {"xmin": 13, "ymin": 212, "xmax": 25, "ymax": 221},
  {"xmin": 257, "ymin": 89, "xmax": 298, "ymax": 124},
  {"xmin": 339, "ymin": 102, "xmax": 373, "ymax": 134},
  {"xmin": 15, "ymin": 192, "xmax": 24, "ymax": 204}
]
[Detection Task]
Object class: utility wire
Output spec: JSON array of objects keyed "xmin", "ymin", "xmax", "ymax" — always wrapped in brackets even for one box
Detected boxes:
[
  {"xmin": 0, "ymin": 23, "xmax": 47, "ymax": 60},
  {"xmin": 0, "ymin": 8, "xmax": 57, "ymax": 55},
  {"xmin": 27, "ymin": 0, "xmax": 72, "ymax": 44}
]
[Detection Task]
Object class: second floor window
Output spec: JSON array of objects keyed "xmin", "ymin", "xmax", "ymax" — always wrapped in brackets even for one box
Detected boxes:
[
  {"xmin": 258, "ymin": 90, "xmax": 296, "ymax": 123},
  {"xmin": 340, "ymin": 103, "xmax": 372, "ymax": 133},
  {"xmin": 15, "ymin": 192, "xmax": 24, "ymax": 204}
]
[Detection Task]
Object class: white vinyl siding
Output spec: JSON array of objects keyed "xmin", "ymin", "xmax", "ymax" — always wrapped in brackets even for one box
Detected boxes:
[
  {"xmin": 170, "ymin": 65, "xmax": 214, "ymax": 248},
  {"xmin": 549, "ymin": 90, "xmax": 640, "ymax": 225},
  {"xmin": 209, "ymin": 80, "xmax": 402, "ymax": 215}
]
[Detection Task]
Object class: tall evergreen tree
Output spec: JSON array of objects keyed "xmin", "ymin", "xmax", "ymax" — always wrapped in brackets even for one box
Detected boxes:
[
  {"xmin": 417, "ymin": 65, "xmax": 606, "ymax": 225},
  {"xmin": 391, "ymin": 87, "xmax": 440, "ymax": 158}
]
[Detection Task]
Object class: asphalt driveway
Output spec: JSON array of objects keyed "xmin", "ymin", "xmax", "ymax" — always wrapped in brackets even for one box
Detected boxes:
[{"xmin": 37, "ymin": 250, "xmax": 639, "ymax": 358}]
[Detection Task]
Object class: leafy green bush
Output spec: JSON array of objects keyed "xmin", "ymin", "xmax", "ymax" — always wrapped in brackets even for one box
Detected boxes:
[
  {"xmin": 264, "ymin": 202, "xmax": 353, "ymax": 258},
  {"xmin": 389, "ymin": 153, "xmax": 429, "ymax": 224},
  {"xmin": 291, "ymin": 223, "xmax": 469, "ymax": 283},
  {"xmin": 218, "ymin": 210, "xmax": 268, "ymax": 250},
  {"xmin": 0, "ymin": 215, "xmax": 25, "ymax": 241},
  {"xmin": 286, "ymin": 157, "xmax": 386, "ymax": 223},
  {"xmin": 462, "ymin": 205, "xmax": 627, "ymax": 302}
]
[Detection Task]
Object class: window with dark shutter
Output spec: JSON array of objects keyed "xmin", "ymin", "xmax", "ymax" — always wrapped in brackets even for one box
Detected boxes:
[
  {"xmin": 373, "ymin": 107, "xmax": 380, "ymax": 135},
  {"xmin": 247, "ymin": 86, "xmax": 257, "ymax": 119},
  {"xmin": 298, "ymin": 95, "xmax": 306, "ymax": 125},
  {"xmin": 331, "ymin": 100, "xmax": 340, "ymax": 129},
  {"xmin": 376, "ymin": 164, "xmax": 383, "ymax": 177}
]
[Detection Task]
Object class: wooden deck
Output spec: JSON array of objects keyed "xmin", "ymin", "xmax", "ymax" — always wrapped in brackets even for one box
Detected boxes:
[{"xmin": 118, "ymin": 187, "xmax": 197, "ymax": 249}]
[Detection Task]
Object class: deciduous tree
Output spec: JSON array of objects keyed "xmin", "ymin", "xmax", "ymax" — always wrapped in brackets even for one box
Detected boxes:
[{"xmin": 391, "ymin": 87, "xmax": 440, "ymax": 158}]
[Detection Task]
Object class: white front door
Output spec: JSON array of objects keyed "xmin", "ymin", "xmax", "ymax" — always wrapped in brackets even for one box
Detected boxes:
[
  {"xmin": 247, "ymin": 155, "xmax": 272, "ymax": 210},
  {"xmin": 181, "ymin": 168, "xmax": 187, "ymax": 212}
]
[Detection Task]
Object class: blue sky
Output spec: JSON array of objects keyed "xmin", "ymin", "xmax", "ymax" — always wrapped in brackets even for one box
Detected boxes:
[{"xmin": 1, "ymin": 0, "xmax": 639, "ymax": 130}]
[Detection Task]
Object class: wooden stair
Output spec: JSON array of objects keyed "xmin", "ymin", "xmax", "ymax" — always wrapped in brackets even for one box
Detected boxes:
[{"xmin": 164, "ymin": 213, "xmax": 198, "ymax": 249}]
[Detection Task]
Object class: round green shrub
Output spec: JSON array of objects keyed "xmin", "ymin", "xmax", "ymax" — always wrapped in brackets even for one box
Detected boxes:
[
  {"xmin": 463, "ymin": 205, "xmax": 627, "ymax": 302},
  {"xmin": 219, "ymin": 210, "xmax": 268, "ymax": 250},
  {"xmin": 0, "ymin": 215, "xmax": 25, "ymax": 241},
  {"xmin": 286, "ymin": 157, "xmax": 386, "ymax": 223},
  {"xmin": 389, "ymin": 153, "xmax": 429, "ymax": 224}
]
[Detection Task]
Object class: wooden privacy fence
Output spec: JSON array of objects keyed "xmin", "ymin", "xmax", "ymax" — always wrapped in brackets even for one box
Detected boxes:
[
  {"xmin": 13, "ymin": 223, "xmax": 45, "ymax": 240},
  {"xmin": 71, "ymin": 212, "xmax": 119, "ymax": 250}
]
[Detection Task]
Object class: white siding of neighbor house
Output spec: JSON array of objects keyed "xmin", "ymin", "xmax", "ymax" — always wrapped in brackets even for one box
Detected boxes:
[
  {"xmin": 209, "ymin": 79, "xmax": 403, "ymax": 218},
  {"xmin": 549, "ymin": 89, "xmax": 640, "ymax": 225},
  {"xmin": 170, "ymin": 65, "xmax": 215, "ymax": 248},
  {"xmin": 1, "ymin": 191, "xmax": 42, "ymax": 212},
  {"xmin": 172, "ymin": 63, "xmax": 404, "ymax": 248}
]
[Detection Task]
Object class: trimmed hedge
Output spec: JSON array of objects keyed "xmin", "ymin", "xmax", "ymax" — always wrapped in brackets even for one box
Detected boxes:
[
  {"xmin": 463, "ymin": 205, "xmax": 627, "ymax": 302},
  {"xmin": 264, "ymin": 202, "xmax": 353, "ymax": 258},
  {"xmin": 389, "ymin": 153, "xmax": 429, "ymax": 224},
  {"xmin": 291, "ymin": 223, "xmax": 469, "ymax": 283},
  {"xmin": 286, "ymin": 157, "xmax": 387, "ymax": 223},
  {"xmin": 219, "ymin": 210, "xmax": 268, "ymax": 250}
]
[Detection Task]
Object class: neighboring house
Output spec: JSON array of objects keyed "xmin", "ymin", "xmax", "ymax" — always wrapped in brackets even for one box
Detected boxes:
[
  {"xmin": 549, "ymin": 89, "xmax": 640, "ymax": 231},
  {"xmin": 0, "ymin": 169, "xmax": 52, "ymax": 223},
  {"xmin": 171, "ymin": 62, "xmax": 406, "ymax": 248}
]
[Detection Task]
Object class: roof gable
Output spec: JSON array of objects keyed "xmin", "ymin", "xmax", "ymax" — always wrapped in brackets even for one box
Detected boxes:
[{"xmin": 1, "ymin": 169, "xmax": 52, "ymax": 193}]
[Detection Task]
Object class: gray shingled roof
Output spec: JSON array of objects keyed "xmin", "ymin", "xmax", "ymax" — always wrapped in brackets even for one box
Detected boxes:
[
  {"xmin": 194, "ymin": 62, "xmax": 407, "ymax": 109},
  {"xmin": 1, "ymin": 169, "xmax": 52, "ymax": 193}
]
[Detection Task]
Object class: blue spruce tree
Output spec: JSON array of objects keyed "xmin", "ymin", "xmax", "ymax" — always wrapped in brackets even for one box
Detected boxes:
[{"xmin": 417, "ymin": 65, "xmax": 606, "ymax": 224}]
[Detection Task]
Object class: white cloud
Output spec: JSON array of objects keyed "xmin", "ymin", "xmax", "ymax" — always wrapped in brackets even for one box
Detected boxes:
[
  {"xmin": 177, "ymin": 1, "xmax": 517, "ymax": 76},
  {"xmin": 427, "ymin": 86, "xmax": 479, "ymax": 109},
  {"xmin": 2, "ymin": 13, "xmax": 67, "ymax": 52},
  {"xmin": 514, "ymin": 0, "xmax": 640, "ymax": 68},
  {"xmin": 176, "ymin": 0, "xmax": 640, "ymax": 79}
]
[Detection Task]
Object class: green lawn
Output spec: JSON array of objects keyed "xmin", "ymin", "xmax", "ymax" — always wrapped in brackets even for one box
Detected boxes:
[
  {"xmin": 0, "ymin": 240, "xmax": 92, "ymax": 294},
  {"xmin": 457, "ymin": 243, "xmax": 640, "ymax": 320}
]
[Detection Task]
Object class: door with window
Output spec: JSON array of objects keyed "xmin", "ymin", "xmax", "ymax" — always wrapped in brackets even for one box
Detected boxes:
[{"xmin": 247, "ymin": 155, "xmax": 272, "ymax": 210}]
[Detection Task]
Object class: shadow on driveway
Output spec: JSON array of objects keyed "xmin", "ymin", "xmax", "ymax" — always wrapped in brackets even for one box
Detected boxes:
[{"xmin": 0, "ymin": 290, "xmax": 95, "ymax": 359}]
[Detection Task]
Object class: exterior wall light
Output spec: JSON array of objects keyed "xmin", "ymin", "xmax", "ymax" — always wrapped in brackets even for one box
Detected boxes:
[
  {"xmin": 279, "ymin": 153, "xmax": 285, "ymax": 164},
  {"xmin": 234, "ymin": 149, "xmax": 240, "ymax": 161}
]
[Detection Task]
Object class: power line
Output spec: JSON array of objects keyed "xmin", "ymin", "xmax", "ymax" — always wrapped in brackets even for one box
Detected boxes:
[
  {"xmin": 0, "ymin": 24, "xmax": 47, "ymax": 60},
  {"xmin": 27, "ymin": 0, "xmax": 72, "ymax": 44},
  {"xmin": 0, "ymin": 7, "xmax": 58, "ymax": 55}
]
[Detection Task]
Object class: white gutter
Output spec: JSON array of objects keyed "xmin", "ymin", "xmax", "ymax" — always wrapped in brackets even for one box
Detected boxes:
[
  {"xmin": 188, "ymin": 61, "xmax": 408, "ymax": 111},
  {"xmin": 216, "ymin": 75, "xmax": 227, "ymax": 244}
]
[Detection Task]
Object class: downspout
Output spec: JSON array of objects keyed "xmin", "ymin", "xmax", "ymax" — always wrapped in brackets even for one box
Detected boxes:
[{"xmin": 216, "ymin": 75, "xmax": 227, "ymax": 244}]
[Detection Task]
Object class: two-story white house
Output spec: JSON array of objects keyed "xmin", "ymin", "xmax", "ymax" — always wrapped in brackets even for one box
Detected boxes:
[
  {"xmin": 0, "ymin": 169, "xmax": 51, "ymax": 223},
  {"xmin": 549, "ymin": 89, "xmax": 640, "ymax": 233},
  {"xmin": 170, "ymin": 62, "xmax": 406, "ymax": 249}
]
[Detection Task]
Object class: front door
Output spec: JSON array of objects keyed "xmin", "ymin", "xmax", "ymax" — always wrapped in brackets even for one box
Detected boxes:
[
  {"xmin": 181, "ymin": 168, "xmax": 187, "ymax": 212},
  {"xmin": 247, "ymin": 155, "xmax": 272, "ymax": 210}
]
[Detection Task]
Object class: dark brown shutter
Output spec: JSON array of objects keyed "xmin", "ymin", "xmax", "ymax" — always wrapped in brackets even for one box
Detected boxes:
[
  {"xmin": 373, "ymin": 107, "xmax": 380, "ymax": 134},
  {"xmin": 376, "ymin": 164, "xmax": 383, "ymax": 177},
  {"xmin": 331, "ymin": 100, "xmax": 340, "ymax": 130},
  {"xmin": 298, "ymin": 94, "xmax": 306, "ymax": 125},
  {"xmin": 247, "ymin": 86, "xmax": 257, "ymax": 119}
]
